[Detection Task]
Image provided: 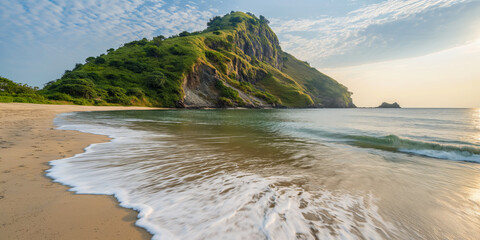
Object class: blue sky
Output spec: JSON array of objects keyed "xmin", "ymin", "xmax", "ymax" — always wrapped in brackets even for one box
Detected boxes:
[{"xmin": 1, "ymin": 0, "xmax": 479, "ymax": 106}]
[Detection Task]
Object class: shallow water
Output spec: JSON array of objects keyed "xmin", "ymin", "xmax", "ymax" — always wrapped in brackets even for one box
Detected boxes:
[{"xmin": 48, "ymin": 109, "xmax": 480, "ymax": 239}]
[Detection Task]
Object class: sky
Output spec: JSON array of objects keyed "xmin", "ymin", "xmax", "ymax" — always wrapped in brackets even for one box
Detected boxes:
[{"xmin": 0, "ymin": 0, "xmax": 479, "ymax": 107}]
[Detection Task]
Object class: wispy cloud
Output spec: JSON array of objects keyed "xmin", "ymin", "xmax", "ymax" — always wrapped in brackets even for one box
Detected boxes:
[
  {"xmin": 0, "ymin": 0, "xmax": 218, "ymax": 44},
  {"xmin": 0, "ymin": 0, "xmax": 477, "ymax": 86},
  {"xmin": 270, "ymin": 0, "xmax": 472, "ymax": 67},
  {"xmin": 0, "ymin": 0, "xmax": 218, "ymax": 86}
]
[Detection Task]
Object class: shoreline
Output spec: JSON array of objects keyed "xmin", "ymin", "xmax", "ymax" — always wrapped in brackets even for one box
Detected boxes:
[{"xmin": 0, "ymin": 103, "xmax": 159, "ymax": 240}]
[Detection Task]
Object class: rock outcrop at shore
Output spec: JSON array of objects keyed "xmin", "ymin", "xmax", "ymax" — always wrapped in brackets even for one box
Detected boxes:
[{"xmin": 378, "ymin": 102, "xmax": 401, "ymax": 108}]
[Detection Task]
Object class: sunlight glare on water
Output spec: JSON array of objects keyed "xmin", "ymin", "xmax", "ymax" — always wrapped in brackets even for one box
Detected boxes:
[
  {"xmin": 474, "ymin": 109, "xmax": 480, "ymax": 141},
  {"xmin": 469, "ymin": 175, "xmax": 480, "ymax": 203}
]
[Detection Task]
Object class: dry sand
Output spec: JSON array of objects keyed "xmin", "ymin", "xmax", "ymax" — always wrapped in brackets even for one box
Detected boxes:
[{"xmin": 0, "ymin": 103, "xmax": 160, "ymax": 240}]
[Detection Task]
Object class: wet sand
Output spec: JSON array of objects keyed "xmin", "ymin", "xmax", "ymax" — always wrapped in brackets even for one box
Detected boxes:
[{"xmin": 0, "ymin": 103, "xmax": 159, "ymax": 240}]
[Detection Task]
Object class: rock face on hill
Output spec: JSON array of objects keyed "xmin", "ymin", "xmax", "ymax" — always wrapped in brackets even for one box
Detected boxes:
[
  {"xmin": 378, "ymin": 102, "xmax": 401, "ymax": 108},
  {"xmin": 43, "ymin": 11, "xmax": 355, "ymax": 108}
]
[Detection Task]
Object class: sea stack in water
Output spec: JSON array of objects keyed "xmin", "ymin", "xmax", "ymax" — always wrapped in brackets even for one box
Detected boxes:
[
  {"xmin": 378, "ymin": 102, "xmax": 401, "ymax": 108},
  {"xmin": 41, "ymin": 11, "xmax": 355, "ymax": 108}
]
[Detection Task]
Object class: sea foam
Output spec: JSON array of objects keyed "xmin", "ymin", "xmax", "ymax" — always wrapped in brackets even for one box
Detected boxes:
[{"xmin": 47, "ymin": 112, "xmax": 398, "ymax": 240}]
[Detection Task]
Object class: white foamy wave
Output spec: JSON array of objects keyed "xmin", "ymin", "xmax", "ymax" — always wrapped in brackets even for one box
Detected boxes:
[
  {"xmin": 47, "ymin": 112, "xmax": 398, "ymax": 239},
  {"xmin": 400, "ymin": 149, "xmax": 480, "ymax": 163}
]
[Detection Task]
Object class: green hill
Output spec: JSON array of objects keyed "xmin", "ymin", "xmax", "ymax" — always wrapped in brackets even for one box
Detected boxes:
[
  {"xmin": 42, "ymin": 11, "xmax": 355, "ymax": 108},
  {"xmin": 0, "ymin": 76, "xmax": 49, "ymax": 104}
]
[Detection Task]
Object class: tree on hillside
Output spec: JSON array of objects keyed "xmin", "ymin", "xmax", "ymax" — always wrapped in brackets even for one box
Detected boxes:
[
  {"xmin": 146, "ymin": 71, "xmax": 166, "ymax": 89},
  {"xmin": 144, "ymin": 46, "xmax": 162, "ymax": 57},
  {"xmin": 207, "ymin": 16, "xmax": 221, "ymax": 27},
  {"xmin": 260, "ymin": 15, "xmax": 270, "ymax": 24},
  {"xmin": 179, "ymin": 31, "xmax": 190, "ymax": 37},
  {"xmin": 94, "ymin": 57, "xmax": 106, "ymax": 64}
]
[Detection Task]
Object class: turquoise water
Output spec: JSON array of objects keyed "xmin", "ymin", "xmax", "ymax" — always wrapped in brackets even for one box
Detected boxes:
[{"xmin": 48, "ymin": 109, "xmax": 480, "ymax": 239}]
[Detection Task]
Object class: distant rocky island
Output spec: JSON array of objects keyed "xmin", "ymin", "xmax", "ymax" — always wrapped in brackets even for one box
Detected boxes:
[{"xmin": 378, "ymin": 102, "xmax": 401, "ymax": 108}]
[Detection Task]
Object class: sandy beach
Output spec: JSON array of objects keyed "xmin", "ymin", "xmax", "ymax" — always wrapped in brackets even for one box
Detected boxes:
[{"xmin": 0, "ymin": 103, "xmax": 158, "ymax": 240}]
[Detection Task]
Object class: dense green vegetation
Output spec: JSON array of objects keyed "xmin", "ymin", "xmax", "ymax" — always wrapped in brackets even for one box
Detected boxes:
[
  {"xmin": 281, "ymin": 53, "xmax": 354, "ymax": 107},
  {"xmin": 41, "ymin": 35, "xmax": 203, "ymax": 107},
  {"xmin": 0, "ymin": 76, "xmax": 49, "ymax": 104},
  {"xmin": 9, "ymin": 11, "xmax": 354, "ymax": 108}
]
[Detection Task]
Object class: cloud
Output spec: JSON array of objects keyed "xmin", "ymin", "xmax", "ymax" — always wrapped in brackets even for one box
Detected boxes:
[
  {"xmin": 1, "ymin": 0, "xmax": 477, "ymax": 86},
  {"xmin": 0, "ymin": 0, "xmax": 218, "ymax": 44},
  {"xmin": 0, "ymin": 0, "xmax": 219, "ymax": 86},
  {"xmin": 270, "ymin": 0, "xmax": 477, "ymax": 67}
]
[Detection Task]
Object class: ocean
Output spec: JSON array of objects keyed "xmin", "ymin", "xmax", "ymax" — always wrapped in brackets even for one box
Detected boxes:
[{"xmin": 47, "ymin": 108, "xmax": 480, "ymax": 239}]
